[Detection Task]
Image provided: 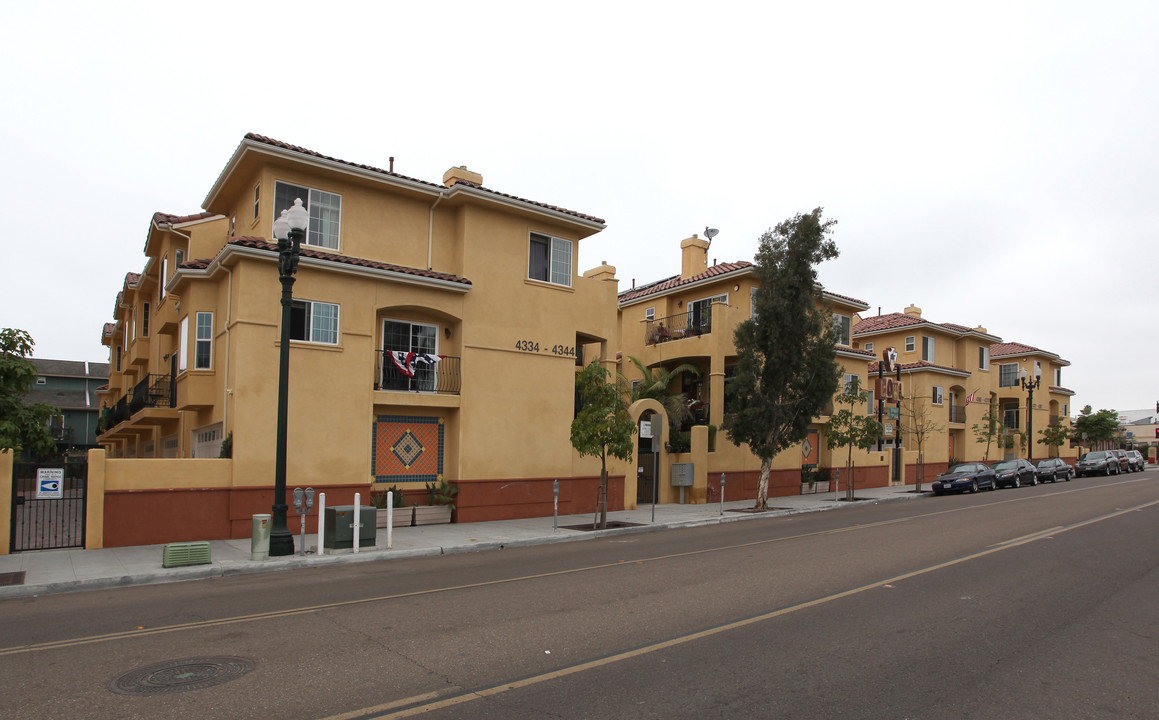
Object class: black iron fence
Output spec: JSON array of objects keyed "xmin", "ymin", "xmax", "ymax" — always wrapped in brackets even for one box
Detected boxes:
[
  {"xmin": 10, "ymin": 460, "xmax": 87, "ymax": 552},
  {"xmin": 949, "ymin": 405, "xmax": 966, "ymax": 423},
  {"xmin": 644, "ymin": 310, "xmax": 712, "ymax": 345},
  {"xmin": 99, "ymin": 374, "xmax": 174, "ymax": 435},
  {"xmin": 375, "ymin": 353, "xmax": 461, "ymax": 395}
]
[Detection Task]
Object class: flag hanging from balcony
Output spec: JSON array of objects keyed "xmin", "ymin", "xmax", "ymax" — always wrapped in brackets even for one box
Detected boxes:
[
  {"xmin": 965, "ymin": 391, "xmax": 977, "ymax": 405},
  {"xmin": 389, "ymin": 351, "xmax": 443, "ymax": 378}
]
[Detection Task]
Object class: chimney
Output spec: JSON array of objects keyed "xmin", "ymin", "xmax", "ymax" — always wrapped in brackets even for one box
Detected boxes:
[
  {"xmin": 442, "ymin": 165, "xmax": 483, "ymax": 188},
  {"xmin": 903, "ymin": 304, "xmax": 922, "ymax": 318},
  {"xmin": 583, "ymin": 261, "xmax": 618, "ymax": 282},
  {"xmin": 680, "ymin": 234, "xmax": 709, "ymax": 279},
  {"xmin": 974, "ymin": 325, "xmax": 987, "ymax": 334}
]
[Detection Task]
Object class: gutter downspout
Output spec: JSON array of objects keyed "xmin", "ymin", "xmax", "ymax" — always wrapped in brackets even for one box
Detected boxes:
[{"xmin": 428, "ymin": 194, "xmax": 443, "ymax": 270}]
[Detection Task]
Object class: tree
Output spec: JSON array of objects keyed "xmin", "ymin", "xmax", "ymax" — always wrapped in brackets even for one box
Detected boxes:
[
  {"xmin": 725, "ymin": 208, "xmax": 841, "ymax": 511},
  {"xmin": 825, "ymin": 376, "xmax": 883, "ymax": 500},
  {"xmin": 898, "ymin": 391, "xmax": 943, "ymax": 493},
  {"xmin": 971, "ymin": 402, "xmax": 1005, "ymax": 461},
  {"xmin": 571, "ymin": 361, "xmax": 636, "ymax": 529},
  {"xmin": 623, "ymin": 356, "xmax": 701, "ymax": 432},
  {"xmin": 0, "ymin": 328, "xmax": 59, "ymax": 457},
  {"xmin": 1037, "ymin": 423, "xmax": 1071, "ymax": 457},
  {"xmin": 1071, "ymin": 405, "xmax": 1120, "ymax": 450}
]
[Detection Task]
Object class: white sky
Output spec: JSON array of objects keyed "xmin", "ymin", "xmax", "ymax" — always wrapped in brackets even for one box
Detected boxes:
[{"xmin": 2, "ymin": 1, "xmax": 1155, "ymax": 416}]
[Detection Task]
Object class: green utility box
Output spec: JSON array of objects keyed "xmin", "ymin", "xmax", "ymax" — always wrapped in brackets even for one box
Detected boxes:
[{"xmin": 162, "ymin": 541, "xmax": 212, "ymax": 568}]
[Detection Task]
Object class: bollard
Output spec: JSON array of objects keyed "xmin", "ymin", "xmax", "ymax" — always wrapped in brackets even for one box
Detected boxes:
[
  {"xmin": 386, "ymin": 491, "xmax": 393, "ymax": 550},
  {"xmin": 317, "ymin": 493, "xmax": 326, "ymax": 556},
  {"xmin": 251, "ymin": 514, "xmax": 271, "ymax": 561},
  {"xmin": 353, "ymin": 492, "xmax": 361, "ymax": 553},
  {"xmin": 720, "ymin": 473, "xmax": 725, "ymax": 516}
]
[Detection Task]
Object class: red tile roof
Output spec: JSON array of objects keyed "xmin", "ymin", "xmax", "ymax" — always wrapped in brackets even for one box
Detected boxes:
[
  {"xmin": 838, "ymin": 346, "xmax": 876, "ymax": 357},
  {"xmin": 124, "ymin": 272, "xmax": 141, "ymax": 287},
  {"xmin": 1050, "ymin": 386, "xmax": 1075, "ymax": 395},
  {"xmin": 989, "ymin": 342, "xmax": 1046, "ymax": 357},
  {"xmin": 153, "ymin": 211, "xmax": 218, "ymax": 226},
  {"xmin": 103, "ymin": 323, "xmax": 115, "ymax": 337},
  {"xmin": 867, "ymin": 360, "xmax": 970, "ymax": 375},
  {"xmin": 617, "ymin": 262, "xmax": 754, "ymax": 303},
  {"xmin": 853, "ymin": 313, "xmax": 925, "ymax": 334},
  {"xmin": 243, "ymin": 133, "xmax": 605, "ymax": 225},
  {"xmin": 214, "ymin": 237, "xmax": 473, "ymax": 287},
  {"xmin": 823, "ymin": 290, "xmax": 869, "ymax": 308}
]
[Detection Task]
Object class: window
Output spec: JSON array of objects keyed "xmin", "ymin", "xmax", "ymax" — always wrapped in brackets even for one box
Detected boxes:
[
  {"xmin": 904, "ymin": 336, "xmax": 915, "ymax": 352},
  {"xmin": 274, "ymin": 181, "xmax": 342, "ymax": 249},
  {"xmin": 159, "ymin": 254, "xmax": 167, "ymax": 301},
  {"xmin": 528, "ymin": 232, "xmax": 572, "ymax": 287},
  {"xmin": 1054, "ymin": 367, "xmax": 1061, "ymax": 386},
  {"xmin": 175, "ymin": 249, "xmax": 185, "ymax": 267},
  {"xmin": 689, "ymin": 293, "xmax": 727, "ymax": 332},
  {"xmin": 864, "ymin": 342, "xmax": 874, "ymax": 354},
  {"xmin": 866, "ymin": 389, "xmax": 875, "ymax": 415},
  {"xmin": 999, "ymin": 363, "xmax": 1019, "ymax": 387},
  {"xmin": 36, "ymin": 377, "xmax": 46, "ymax": 385},
  {"xmin": 230, "ymin": 216, "xmax": 236, "ymax": 237},
  {"xmin": 115, "ymin": 345, "xmax": 122, "ymax": 372},
  {"xmin": 979, "ymin": 346, "xmax": 989, "ymax": 370},
  {"xmin": 645, "ymin": 307, "xmax": 654, "ymax": 321},
  {"xmin": 381, "ymin": 319, "xmax": 438, "ymax": 391},
  {"xmin": 131, "ymin": 306, "xmax": 137, "ymax": 341},
  {"xmin": 932, "ymin": 386, "xmax": 944, "ymax": 405},
  {"xmin": 843, "ymin": 373, "xmax": 858, "ymax": 393},
  {"xmin": 142, "ymin": 302, "xmax": 150, "ymax": 337},
  {"xmin": 1062, "ymin": 403, "xmax": 1068, "ymax": 418},
  {"xmin": 922, "ymin": 336, "xmax": 934, "ymax": 363},
  {"xmin": 253, "ymin": 184, "xmax": 261, "ymax": 220},
  {"xmin": 290, "ymin": 300, "xmax": 340, "ymax": 344},
  {"xmin": 195, "ymin": 312, "xmax": 213, "ymax": 369},
  {"xmin": 178, "ymin": 317, "xmax": 187, "ymax": 372},
  {"xmin": 834, "ymin": 314, "xmax": 851, "ymax": 345}
]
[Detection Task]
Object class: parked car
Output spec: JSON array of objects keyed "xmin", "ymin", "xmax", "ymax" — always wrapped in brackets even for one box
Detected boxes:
[
  {"xmin": 1076, "ymin": 450, "xmax": 1119, "ymax": 477},
  {"xmin": 1109, "ymin": 449, "xmax": 1132, "ymax": 473},
  {"xmin": 993, "ymin": 458, "xmax": 1038, "ymax": 488},
  {"xmin": 1034, "ymin": 457, "xmax": 1073, "ymax": 483},
  {"xmin": 1126, "ymin": 450, "xmax": 1146, "ymax": 472},
  {"xmin": 932, "ymin": 462, "xmax": 997, "ymax": 495}
]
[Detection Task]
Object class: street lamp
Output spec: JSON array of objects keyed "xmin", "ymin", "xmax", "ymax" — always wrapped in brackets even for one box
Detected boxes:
[
  {"xmin": 1019, "ymin": 364, "xmax": 1042, "ymax": 465},
  {"xmin": 269, "ymin": 198, "xmax": 308, "ymax": 556}
]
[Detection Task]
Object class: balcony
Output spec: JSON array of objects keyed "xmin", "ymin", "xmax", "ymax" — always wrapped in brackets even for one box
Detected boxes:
[
  {"xmin": 1049, "ymin": 415, "xmax": 1061, "ymax": 427},
  {"xmin": 98, "ymin": 374, "xmax": 175, "ymax": 436},
  {"xmin": 949, "ymin": 405, "xmax": 966, "ymax": 424},
  {"xmin": 644, "ymin": 311, "xmax": 712, "ymax": 345},
  {"xmin": 375, "ymin": 352, "xmax": 461, "ymax": 395}
]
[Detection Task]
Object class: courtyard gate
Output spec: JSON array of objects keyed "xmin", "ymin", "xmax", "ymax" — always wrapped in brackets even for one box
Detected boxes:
[{"xmin": 9, "ymin": 459, "xmax": 87, "ymax": 552}]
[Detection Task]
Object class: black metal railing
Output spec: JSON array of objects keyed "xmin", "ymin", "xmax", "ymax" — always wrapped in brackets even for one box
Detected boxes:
[
  {"xmin": 644, "ymin": 310, "xmax": 712, "ymax": 345},
  {"xmin": 128, "ymin": 374, "xmax": 174, "ymax": 414},
  {"xmin": 1049, "ymin": 414, "xmax": 1060, "ymax": 427},
  {"xmin": 949, "ymin": 405, "xmax": 966, "ymax": 423},
  {"xmin": 376, "ymin": 353, "xmax": 461, "ymax": 395}
]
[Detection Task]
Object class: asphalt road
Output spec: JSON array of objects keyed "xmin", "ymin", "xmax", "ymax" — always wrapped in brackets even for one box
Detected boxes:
[{"xmin": 2, "ymin": 471, "xmax": 1157, "ymax": 719}]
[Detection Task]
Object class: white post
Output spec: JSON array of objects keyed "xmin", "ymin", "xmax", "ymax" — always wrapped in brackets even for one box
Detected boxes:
[
  {"xmin": 386, "ymin": 491, "xmax": 393, "ymax": 550},
  {"xmin": 353, "ymin": 492, "xmax": 361, "ymax": 554},
  {"xmin": 317, "ymin": 492, "xmax": 326, "ymax": 556}
]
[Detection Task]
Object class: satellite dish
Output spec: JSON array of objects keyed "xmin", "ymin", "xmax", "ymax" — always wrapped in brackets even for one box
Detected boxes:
[{"xmin": 704, "ymin": 227, "xmax": 719, "ymax": 241}]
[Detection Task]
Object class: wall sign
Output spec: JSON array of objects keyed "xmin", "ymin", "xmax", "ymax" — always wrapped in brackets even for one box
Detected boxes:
[{"xmin": 37, "ymin": 468, "xmax": 64, "ymax": 499}]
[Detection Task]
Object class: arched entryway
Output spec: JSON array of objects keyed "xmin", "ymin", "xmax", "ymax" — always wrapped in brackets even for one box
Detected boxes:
[{"xmin": 626, "ymin": 399, "xmax": 668, "ymax": 510}]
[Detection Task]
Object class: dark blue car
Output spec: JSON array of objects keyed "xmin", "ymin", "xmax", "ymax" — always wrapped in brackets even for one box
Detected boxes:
[{"xmin": 932, "ymin": 462, "xmax": 997, "ymax": 495}]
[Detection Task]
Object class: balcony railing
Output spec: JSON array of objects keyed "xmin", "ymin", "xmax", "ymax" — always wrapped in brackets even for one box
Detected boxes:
[
  {"xmin": 129, "ymin": 374, "xmax": 174, "ymax": 414},
  {"xmin": 1049, "ymin": 415, "xmax": 1061, "ymax": 427},
  {"xmin": 375, "ymin": 353, "xmax": 461, "ymax": 395},
  {"xmin": 949, "ymin": 404, "xmax": 966, "ymax": 423},
  {"xmin": 644, "ymin": 311, "xmax": 712, "ymax": 345}
]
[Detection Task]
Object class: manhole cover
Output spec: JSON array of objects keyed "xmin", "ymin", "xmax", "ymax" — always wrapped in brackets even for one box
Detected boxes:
[{"xmin": 109, "ymin": 657, "xmax": 254, "ymax": 695}]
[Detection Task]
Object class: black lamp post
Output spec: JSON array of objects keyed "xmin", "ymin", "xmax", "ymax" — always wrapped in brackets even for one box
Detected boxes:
[
  {"xmin": 1020, "ymin": 365, "xmax": 1042, "ymax": 465},
  {"xmin": 269, "ymin": 198, "xmax": 308, "ymax": 556}
]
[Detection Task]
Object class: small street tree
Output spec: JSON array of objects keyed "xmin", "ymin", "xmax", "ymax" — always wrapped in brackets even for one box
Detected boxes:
[
  {"xmin": 825, "ymin": 376, "xmax": 883, "ymax": 501},
  {"xmin": 1071, "ymin": 405, "xmax": 1120, "ymax": 451},
  {"xmin": 571, "ymin": 361, "xmax": 636, "ymax": 529},
  {"xmin": 725, "ymin": 208, "xmax": 841, "ymax": 511},
  {"xmin": 1037, "ymin": 423, "xmax": 1071, "ymax": 458},
  {"xmin": 971, "ymin": 403, "xmax": 1005, "ymax": 462},
  {"xmin": 899, "ymin": 391, "xmax": 943, "ymax": 493},
  {"xmin": 1, "ymin": 328, "xmax": 59, "ymax": 457}
]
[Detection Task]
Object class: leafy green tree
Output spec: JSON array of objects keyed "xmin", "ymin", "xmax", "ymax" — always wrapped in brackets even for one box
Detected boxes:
[
  {"xmin": 825, "ymin": 376, "xmax": 883, "ymax": 500},
  {"xmin": 725, "ymin": 208, "xmax": 841, "ymax": 511},
  {"xmin": 1071, "ymin": 405, "xmax": 1120, "ymax": 450},
  {"xmin": 0, "ymin": 328, "xmax": 59, "ymax": 457},
  {"xmin": 571, "ymin": 361, "xmax": 636, "ymax": 529},
  {"xmin": 971, "ymin": 403, "xmax": 1005, "ymax": 461},
  {"xmin": 623, "ymin": 356, "xmax": 701, "ymax": 431},
  {"xmin": 1037, "ymin": 423, "xmax": 1071, "ymax": 457}
]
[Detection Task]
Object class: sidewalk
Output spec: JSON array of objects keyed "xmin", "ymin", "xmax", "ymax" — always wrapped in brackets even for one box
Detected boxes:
[{"xmin": 0, "ymin": 485, "xmax": 925, "ymax": 599}]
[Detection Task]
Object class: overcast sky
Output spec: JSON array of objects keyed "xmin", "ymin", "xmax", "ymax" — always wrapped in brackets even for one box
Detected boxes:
[{"xmin": 2, "ymin": 1, "xmax": 1155, "ymax": 416}]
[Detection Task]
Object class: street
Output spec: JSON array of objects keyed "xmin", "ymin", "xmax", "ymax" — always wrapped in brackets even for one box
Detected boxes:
[{"xmin": 2, "ymin": 471, "xmax": 1158, "ymax": 719}]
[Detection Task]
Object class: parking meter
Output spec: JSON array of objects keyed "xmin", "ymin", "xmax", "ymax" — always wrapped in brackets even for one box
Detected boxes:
[{"xmin": 293, "ymin": 487, "xmax": 315, "ymax": 555}]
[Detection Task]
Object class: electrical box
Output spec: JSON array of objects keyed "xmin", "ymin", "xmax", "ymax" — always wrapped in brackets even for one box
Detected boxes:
[
  {"xmin": 163, "ymin": 541, "xmax": 212, "ymax": 568},
  {"xmin": 671, "ymin": 463, "xmax": 694, "ymax": 487},
  {"xmin": 323, "ymin": 505, "xmax": 376, "ymax": 550}
]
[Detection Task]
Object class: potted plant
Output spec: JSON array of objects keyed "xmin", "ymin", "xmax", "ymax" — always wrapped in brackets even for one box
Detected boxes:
[
  {"xmin": 413, "ymin": 480, "xmax": 458, "ymax": 525},
  {"xmin": 371, "ymin": 485, "xmax": 412, "ymax": 528}
]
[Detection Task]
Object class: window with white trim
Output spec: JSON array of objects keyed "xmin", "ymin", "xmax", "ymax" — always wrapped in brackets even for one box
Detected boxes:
[
  {"xmin": 922, "ymin": 336, "xmax": 935, "ymax": 363},
  {"xmin": 175, "ymin": 249, "xmax": 184, "ymax": 267},
  {"xmin": 131, "ymin": 306, "xmax": 137, "ymax": 341},
  {"xmin": 178, "ymin": 317, "xmax": 188, "ymax": 372},
  {"xmin": 142, "ymin": 302, "xmax": 150, "ymax": 337},
  {"xmin": 999, "ymin": 362, "xmax": 1019, "ymax": 387},
  {"xmin": 195, "ymin": 312, "xmax": 213, "ymax": 369},
  {"xmin": 253, "ymin": 184, "xmax": 261, "ymax": 220},
  {"xmin": 932, "ymin": 386, "xmax": 944, "ymax": 405},
  {"xmin": 689, "ymin": 293, "xmax": 727, "ymax": 332},
  {"xmin": 834, "ymin": 314, "xmax": 851, "ymax": 345},
  {"xmin": 843, "ymin": 373, "xmax": 858, "ymax": 394},
  {"xmin": 1054, "ymin": 367, "xmax": 1061, "ymax": 386},
  {"xmin": 866, "ymin": 389, "xmax": 875, "ymax": 415},
  {"xmin": 750, "ymin": 287, "xmax": 759, "ymax": 320},
  {"xmin": 528, "ymin": 232, "xmax": 572, "ymax": 287},
  {"xmin": 864, "ymin": 342, "xmax": 874, "ymax": 354},
  {"xmin": 381, "ymin": 319, "xmax": 438, "ymax": 392},
  {"xmin": 290, "ymin": 300, "xmax": 340, "ymax": 345},
  {"xmin": 159, "ymin": 254, "xmax": 167, "ymax": 301},
  {"xmin": 645, "ymin": 307, "xmax": 654, "ymax": 321},
  {"xmin": 905, "ymin": 336, "xmax": 915, "ymax": 352},
  {"xmin": 274, "ymin": 181, "xmax": 342, "ymax": 250}
]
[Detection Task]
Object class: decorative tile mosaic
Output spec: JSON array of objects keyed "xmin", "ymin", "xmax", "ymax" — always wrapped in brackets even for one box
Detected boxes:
[{"xmin": 373, "ymin": 415, "xmax": 444, "ymax": 483}]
